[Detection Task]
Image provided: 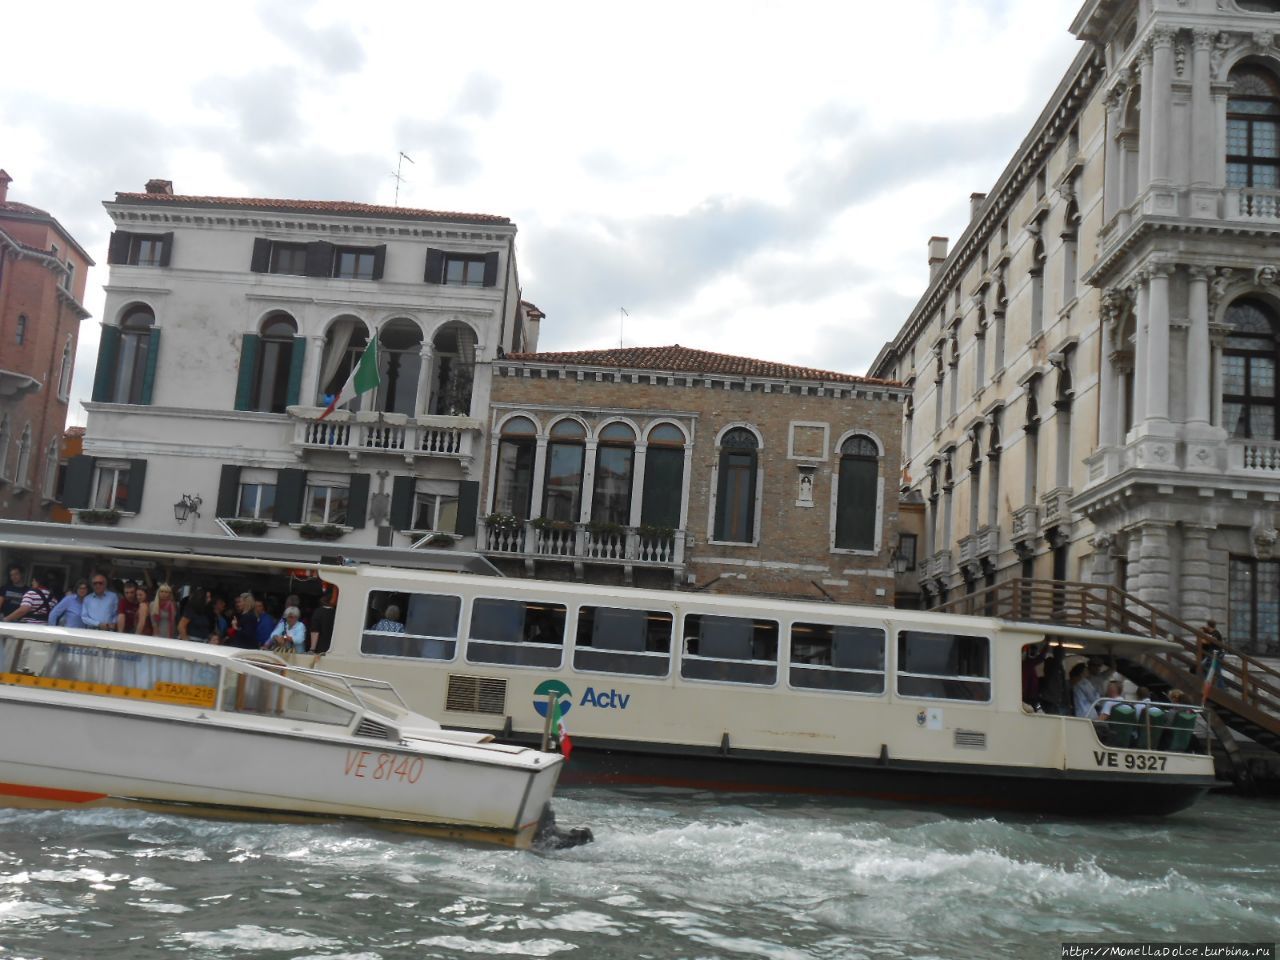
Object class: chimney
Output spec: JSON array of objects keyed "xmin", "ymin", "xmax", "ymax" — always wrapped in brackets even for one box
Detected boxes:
[
  {"xmin": 145, "ymin": 178, "xmax": 174, "ymax": 195},
  {"xmin": 0, "ymin": 170, "xmax": 11, "ymax": 204},
  {"xmin": 970, "ymin": 192, "xmax": 987, "ymax": 221},
  {"xmin": 928, "ymin": 236, "xmax": 949, "ymax": 280}
]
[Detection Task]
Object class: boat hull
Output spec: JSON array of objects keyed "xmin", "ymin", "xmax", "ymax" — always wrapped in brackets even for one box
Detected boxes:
[
  {"xmin": 0, "ymin": 695, "xmax": 561, "ymax": 848},
  {"xmin": 528, "ymin": 738, "xmax": 1212, "ymax": 817}
]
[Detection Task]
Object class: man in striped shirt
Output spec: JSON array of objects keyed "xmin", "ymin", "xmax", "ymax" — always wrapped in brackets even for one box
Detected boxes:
[{"xmin": 2, "ymin": 572, "xmax": 56, "ymax": 624}]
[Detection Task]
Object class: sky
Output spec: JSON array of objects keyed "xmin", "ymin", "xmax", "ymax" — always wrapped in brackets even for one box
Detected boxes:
[{"xmin": 2, "ymin": 0, "xmax": 1085, "ymax": 424}]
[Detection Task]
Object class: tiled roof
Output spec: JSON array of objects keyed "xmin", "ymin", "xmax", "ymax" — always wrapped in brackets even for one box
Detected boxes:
[
  {"xmin": 112, "ymin": 192, "xmax": 510, "ymax": 225},
  {"xmin": 504, "ymin": 344, "xmax": 898, "ymax": 386},
  {"xmin": 0, "ymin": 200, "xmax": 51, "ymax": 217}
]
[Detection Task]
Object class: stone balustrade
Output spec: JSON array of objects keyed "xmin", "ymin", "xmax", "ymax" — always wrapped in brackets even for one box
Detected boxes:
[
  {"xmin": 1230, "ymin": 438, "xmax": 1280, "ymax": 475},
  {"xmin": 1226, "ymin": 186, "xmax": 1280, "ymax": 221},
  {"xmin": 290, "ymin": 408, "xmax": 479, "ymax": 462},
  {"xmin": 477, "ymin": 518, "xmax": 686, "ymax": 568}
]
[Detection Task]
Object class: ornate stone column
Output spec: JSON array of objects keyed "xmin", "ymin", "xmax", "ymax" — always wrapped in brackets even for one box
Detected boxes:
[
  {"xmin": 1145, "ymin": 263, "xmax": 1172, "ymax": 428},
  {"xmin": 1138, "ymin": 42, "xmax": 1154, "ymax": 195},
  {"xmin": 629, "ymin": 442, "xmax": 648, "ymax": 528},
  {"xmin": 1090, "ymin": 532, "xmax": 1115, "ymax": 585},
  {"xmin": 304, "ymin": 334, "xmax": 326, "ymax": 406},
  {"xmin": 1131, "ymin": 272, "xmax": 1149, "ymax": 429},
  {"xmin": 579, "ymin": 439, "xmax": 599, "ymax": 524},
  {"xmin": 530, "ymin": 438, "xmax": 549, "ymax": 517},
  {"xmin": 1187, "ymin": 267, "xmax": 1213, "ymax": 429},
  {"xmin": 1180, "ymin": 523, "xmax": 1214, "ymax": 626},
  {"xmin": 1099, "ymin": 291, "xmax": 1123, "ymax": 447},
  {"xmin": 414, "ymin": 343, "xmax": 435, "ymax": 418},
  {"xmin": 1191, "ymin": 29, "xmax": 1216, "ymax": 193},
  {"xmin": 1150, "ymin": 28, "xmax": 1175, "ymax": 186}
]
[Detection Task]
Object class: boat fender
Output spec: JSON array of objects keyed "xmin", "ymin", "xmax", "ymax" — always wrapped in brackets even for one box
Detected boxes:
[
  {"xmin": 533, "ymin": 803, "xmax": 594, "ymax": 851},
  {"xmin": 720, "ymin": 732, "xmax": 731, "ymax": 756},
  {"xmin": 878, "ymin": 744, "xmax": 890, "ymax": 766}
]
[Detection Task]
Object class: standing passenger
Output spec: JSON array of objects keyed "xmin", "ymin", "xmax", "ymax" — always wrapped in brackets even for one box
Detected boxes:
[
  {"xmin": 2, "ymin": 572, "xmax": 55, "ymax": 624},
  {"xmin": 116, "ymin": 581, "xmax": 141, "ymax": 634},
  {"xmin": 309, "ymin": 586, "xmax": 337, "ymax": 654},
  {"xmin": 2, "ymin": 565, "xmax": 27, "ymax": 618},
  {"xmin": 150, "ymin": 584, "xmax": 179, "ymax": 638},
  {"xmin": 49, "ymin": 580, "xmax": 90, "ymax": 628},
  {"xmin": 81, "ymin": 575, "xmax": 119, "ymax": 630}
]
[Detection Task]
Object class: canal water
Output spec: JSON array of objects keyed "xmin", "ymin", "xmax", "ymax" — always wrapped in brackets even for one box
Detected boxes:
[{"xmin": 1, "ymin": 788, "xmax": 1276, "ymax": 960}]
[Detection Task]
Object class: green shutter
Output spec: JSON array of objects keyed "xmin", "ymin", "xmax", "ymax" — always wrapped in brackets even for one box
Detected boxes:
[
  {"xmin": 424, "ymin": 248, "xmax": 444, "ymax": 283},
  {"xmin": 91, "ymin": 326, "xmax": 121, "ymax": 402},
  {"xmin": 836, "ymin": 458, "xmax": 878, "ymax": 550},
  {"xmin": 123, "ymin": 459, "xmax": 147, "ymax": 514},
  {"xmin": 390, "ymin": 476, "xmax": 415, "ymax": 530},
  {"xmin": 140, "ymin": 328, "xmax": 161, "ymax": 405},
  {"xmin": 62, "ymin": 455, "xmax": 94, "ymax": 509},
  {"xmin": 107, "ymin": 231, "xmax": 131, "ymax": 265},
  {"xmin": 455, "ymin": 480, "xmax": 479, "ymax": 536},
  {"xmin": 275, "ymin": 468, "xmax": 307, "ymax": 525},
  {"xmin": 347, "ymin": 473, "xmax": 370, "ymax": 529},
  {"xmin": 713, "ymin": 452, "xmax": 730, "ymax": 541},
  {"xmin": 250, "ymin": 238, "xmax": 271, "ymax": 273},
  {"xmin": 216, "ymin": 464, "xmax": 242, "ymax": 518},
  {"xmin": 372, "ymin": 244, "xmax": 387, "ymax": 281},
  {"xmin": 482, "ymin": 251, "xmax": 499, "ymax": 287},
  {"xmin": 285, "ymin": 337, "xmax": 306, "ymax": 407},
  {"xmin": 641, "ymin": 448, "xmax": 684, "ymax": 529},
  {"xmin": 234, "ymin": 334, "xmax": 260, "ymax": 411},
  {"xmin": 158, "ymin": 232, "xmax": 174, "ymax": 267}
]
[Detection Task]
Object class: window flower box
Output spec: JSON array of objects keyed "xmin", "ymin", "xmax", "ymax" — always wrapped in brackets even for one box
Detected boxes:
[
  {"xmin": 227, "ymin": 518, "xmax": 269, "ymax": 536},
  {"xmin": 77, "ymin": 509, "xmax": 121, "ymax": 526},
  {"xmin": 298, "ymin": 523, "xmax": 346, "ymax": 541}
]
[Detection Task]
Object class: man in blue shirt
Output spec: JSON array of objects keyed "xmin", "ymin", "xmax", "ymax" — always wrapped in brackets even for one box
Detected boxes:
[
  {"xmin": 81, "ymin": 574, "xmax": 119, "ymax": 630},
  {"xmin": 48, "ymin": 580, "xmax": 90, "ymax": 628}
]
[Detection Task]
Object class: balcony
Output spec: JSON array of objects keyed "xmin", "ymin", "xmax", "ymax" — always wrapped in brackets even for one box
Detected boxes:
[
  {"xmin": 925, "ymin": 550, "xmax": 954, "ymax": 582},
  {"xmin": 477, "ymin": 518, "xmax": 687, "ymax": 570},
  {"xmin": 1011, "ymin": 504, "xmax": 1039, "ymax": 545},
  {"xmin": 975, "ymin": 524, "xmax": 999, "ymax": 558},
  {"xmin": 1225, "ymin": 186, "xmax": 1280, "ymax": 222},
  {"xmin": 957, "ymin": 534, "xmax": 977, "ymax": 567},
  {"xmin": 289, "ymin": 408, "xmax": 480, "ymax": 463},
  {"xmin": 1040, "ymin": 487, "xmax": 1073, "ymax": 529},
  {"xmin": 1229, "ymin": 438, "xmax": 1280, "ymax": 476}
]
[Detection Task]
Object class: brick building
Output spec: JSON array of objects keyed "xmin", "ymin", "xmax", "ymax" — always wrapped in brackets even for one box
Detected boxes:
[
  {"xmin": 0, "ymin": 170, "xmax": 93, "ymax": 521},
  {"xmin": 479, "ymin": 345, "xmax": 907, "ymax": 606}
]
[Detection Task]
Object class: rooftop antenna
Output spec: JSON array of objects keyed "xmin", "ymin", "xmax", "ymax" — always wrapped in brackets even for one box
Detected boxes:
[
  {"xmin": 392, "ymin": 152, "xmax": 415, "ymax": 206},
  {"xmin": 619, "ymin": 307, "xmax": 629, "ymax": 349}
]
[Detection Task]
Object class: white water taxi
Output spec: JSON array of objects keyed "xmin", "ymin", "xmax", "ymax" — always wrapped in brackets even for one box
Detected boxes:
[{"xmin": 0, "ymin": 624, "xmax": 565, "ymax": 848}]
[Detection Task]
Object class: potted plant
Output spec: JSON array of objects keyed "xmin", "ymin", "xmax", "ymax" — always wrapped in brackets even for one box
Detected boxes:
[
  {"xmin": 587, "ymin": 520, "xmax": 624, "ymax": 539},
  {"xmin": 226, "ymin": 518, "xmax": 269, "ymax": 536},
  {"xmin": 485, "ymin": 513, "xmax": 523, "ymax": 533},
  {"xmin": 298, "ymin": 523, "xmax": 345, "ymax": 541},
  {"xmin": 638, "ymin": 523, "xmax": 676, "ymax": 545},
  {"xmin": 531, "ymin": 516, "xmax": 575, "ymax": 532},
  {"xmin": 77, "ymin": 509, "xmax": 121, "ymax": 526}
]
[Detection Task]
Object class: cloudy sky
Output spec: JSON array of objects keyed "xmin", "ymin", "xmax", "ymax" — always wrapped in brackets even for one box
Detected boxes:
[{"xmin": 3, "ymin": 0, "xmax": 1084, "ymax": 422}]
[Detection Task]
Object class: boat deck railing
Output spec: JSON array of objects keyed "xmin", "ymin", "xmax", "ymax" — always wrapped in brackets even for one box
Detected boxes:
[
  {"xmin": 254, "ymin": 661, "xmax": 411, "ymax": 716},
  {"xmin": 1080, "ymin": 697, "xmax": 1209, "ymax": 756}
]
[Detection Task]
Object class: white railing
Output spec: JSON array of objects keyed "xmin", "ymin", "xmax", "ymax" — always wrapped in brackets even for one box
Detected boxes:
[
  {"xmin": 478, "ymin": 518, "xmax": 686, "ymax": 568},
  {"xmin": 290, "ymin": 410, "xmax": 478, "ymax": 461},
  {"xmin": 1230, "ymin": 438, "xmax": 1280, "ymax": 474},
  {"xmin": 1229, "ymin": 186, "xmax": 1280, "ymax": 221}
]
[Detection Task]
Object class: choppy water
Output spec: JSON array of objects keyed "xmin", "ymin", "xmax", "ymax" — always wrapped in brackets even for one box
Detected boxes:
[{"xmin": 0, "ymin": 789, "xmax": 1277, "ymax": 960}]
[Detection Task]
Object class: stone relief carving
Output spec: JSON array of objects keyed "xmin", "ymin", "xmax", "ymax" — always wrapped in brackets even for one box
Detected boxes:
[
  {"xmin": 1209, "ymin": 268, "xmax": 1234, "ymax": 312},
  {"xmin": 1175, "ymin": 37, "xmax": 1188, "ymax": 77},
  {"xmin": 1252, "ymin": 518, "xmax": 1279, "ymax": 561},
  {"xmin": 1255, "ymin": 265, "xmax": 1280, "ymax": 288},
  {"xmin": 1211, "ymin": 32, "xmax": 1233, "ymax": 78}
]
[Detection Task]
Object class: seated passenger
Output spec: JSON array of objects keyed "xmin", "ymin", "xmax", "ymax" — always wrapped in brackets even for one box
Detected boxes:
[
  {"xmin": 1069, "ymin": 663, "xmax": 1095, "ymax": 718},
  {"xmin": 371, "ymin": 604, "xmax": 405, "ymax": 634},
  {"xmin": 1089, "ymin": 680, "xmax": 1126, "ymax": 720}
]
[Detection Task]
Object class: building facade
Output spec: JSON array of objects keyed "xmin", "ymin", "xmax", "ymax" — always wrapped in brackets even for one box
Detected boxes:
[
  {"xmin": 870, "ymin": 0, "xmax": 1280, "ymax": 653},
  {"xmin": 0, "ymin": 170, "xmax": 93, "ymax": 522},
  {"xmin": 71, "ymin": 180, "xmax": 540, "ymax": 549},
  {"xmin": 479, "ymin": 345, "xmax": 907, "ymax": 605}
]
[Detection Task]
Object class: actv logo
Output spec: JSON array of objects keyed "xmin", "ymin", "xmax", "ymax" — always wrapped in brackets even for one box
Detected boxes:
[{"xmin": 532, "ymin": 680, "xmax": 631, "ymax": 717}]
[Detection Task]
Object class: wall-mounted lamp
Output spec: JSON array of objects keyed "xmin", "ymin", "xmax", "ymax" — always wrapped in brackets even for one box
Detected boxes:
[{"xmin": 174, "ymin": 493, "xmax": 203, "ymax": 525}]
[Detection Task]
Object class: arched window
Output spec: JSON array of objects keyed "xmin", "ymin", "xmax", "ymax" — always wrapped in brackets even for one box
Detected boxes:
[
  {"xmin": 492, "ymin": 416, "xmax": 537, "ymax": 519},
  {"xmin": 14, "ymin": 425, "xmax": 31, "ymax": 487},
  {"xmin": 376, "ymin": 319, "xmax": 424, "ymax": 415},
  {"xmin": 543, "ymin": 419, "xmax": 586, "ymax": 522},
  {"xmin": 113, "ymin": 306, "xmax": 154, "ymax": 404},
  {"xmin": 642, "ymin": 423, "xmax": 686, "ymax": 530},
  {"xmin": 1223, "ymin": 299, "xmax": 1280, "ymax": 439},
  {"xmin": 835, "ymin": 435, "xmax": 880, "ymax": 551},
  {"xmin": 56, "ymin": 335, "xmax": 74, "ymax": 402},
  {"xmin": 431, "ymin": 321, "xmax": 478, "ymax": 416},
  {"xmin": 317, "ymin": 317, "xmax": 369, "ymax": 409},
  {"xmin": 1227, "ymin": 65, "xmax": 1280, "ymax": 189},
  {"xmin": 714, "ymin": 427, "xmax": 759, "ymax": 543},
  {"xmin": 252, "ymin": 313, "xmax": 298, "ymax": 413},
  {"xmin": 591, "ymin": 422, "xmax": 636, "ymax": 526}
]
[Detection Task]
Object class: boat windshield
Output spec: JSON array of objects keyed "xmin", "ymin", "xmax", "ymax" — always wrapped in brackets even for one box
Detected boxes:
[{"xmin": 240, "ymin": 660, "xmax": 413, "ymax": 721}]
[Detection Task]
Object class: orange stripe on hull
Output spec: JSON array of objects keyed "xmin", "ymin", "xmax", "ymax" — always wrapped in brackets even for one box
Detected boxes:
[{"xmin": 0, "ymin": 781, "xmax": 108, "ymax": 804}]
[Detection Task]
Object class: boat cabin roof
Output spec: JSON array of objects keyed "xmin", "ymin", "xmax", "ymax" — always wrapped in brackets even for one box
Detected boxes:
[{"xmin": 0, "ymin": 623, "xmax": 288, "ymax": 668}]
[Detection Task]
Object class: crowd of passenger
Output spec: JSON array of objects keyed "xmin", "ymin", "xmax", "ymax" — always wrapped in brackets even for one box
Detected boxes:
[{"xmin": 2, "ymin": 564, "xmax": 337, "ymax": 656}]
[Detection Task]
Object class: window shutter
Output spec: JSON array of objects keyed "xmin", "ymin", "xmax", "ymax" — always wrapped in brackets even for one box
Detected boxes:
[
  {"xmin": 372, "ymin": 244, "xmax": 387, "ymax": 280},
  {"xmin": 305, "ymin": 241, "xmax": 334, "ymax": 277},
  {"xmin": 216, "ymin": 464, "xmax": 242, "ymax": 518},
  {"xmin": 140, "ymin": 328, "xmax": 161, "ymax": 405},
  {"xmin": 158, "ymin": 232, "xmax": 174, "ymax": 268},
  {"xmin": 234, "ymin": 334, "xmax": 260, "ymax": 411},
  {"xmin": 107, "ymin": 231, "xmax": 132, "ymax": 265},
  {"xmin": 482, "ymin": 251, "xmax": 500, "ymax": 287},
  {"xmin": 285, "ymin": 337, "xmax": 306, "ymax": 407},
  {"xmin": 390, "ymin": 475, "xmax": 415, "ymax": 530},
  {"xmin": 250, "ymin": 238, "xmax": 271, "ymax": 273},
  {"xmin": 275, "ymin": 468, "xmax": 307, "ymax": 525},
  {"xmin": 62, "ymin": 455, "xmax": 94, "ymax": 509},
  {"xmin": 743, "ymin": 451, "xmax": 758, "ymax": 542},
  {"xmin": 123, "ymin": 459, "xmax": 147, "ymax": 514},
  {"xmin": 347, "ymin": 473, "xmax": 371, "ymax": 529},
  {"xmin": 836, "ymin": 458, "xmax": 877, "ymax": 550},
  {"xmin": 713, "ymin": 454, "xmax": 730, "ymax": 541},
  {"xmin": 641, "ymin": 447, "xmax": 684, "ymax": 529},
  {"xmin": 424, "ymin": 248, "xmax": 444, "ymax": 283},
  {"xmin": 455, "ymin": 480, "xmax": 480, "ymax": 537},
  {"xmin": 91, "ymin": 326, "xmax": 121, "ymax": 402}
]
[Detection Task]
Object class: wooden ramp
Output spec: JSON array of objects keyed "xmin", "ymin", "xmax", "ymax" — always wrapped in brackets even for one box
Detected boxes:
[{"xmin": 932, "ymin": 580, "xmax": 1280, "ymax": 766}]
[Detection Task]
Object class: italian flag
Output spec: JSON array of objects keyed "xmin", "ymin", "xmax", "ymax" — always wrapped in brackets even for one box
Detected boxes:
[
  {"xmin": 319, "ymin": 340, "xmax": 381, "ymax": 420},
  {"xmin": 551, "ymin": 697, "xmax": 573, "ymax": 761}
]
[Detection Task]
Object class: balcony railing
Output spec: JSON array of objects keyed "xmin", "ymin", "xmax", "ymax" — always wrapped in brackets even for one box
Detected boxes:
[
  {"xmin": 290, "ymin": 409, "xmax": 479, "ymax": 461},
  {"xmin": 1040, "ymin": 487, "xmax": 1073, "ymax": 528},
  {"xmin": 1011, "ymin": 504, "xmax": 1039, "ymax": 544},
  {"xmin": 1227, "ymin": 186, "xmax": 1280, "ymax": 221},
  {"xmin": 477, "ymin": 518, "xmax": 686, "ymax": 568},
  {"xmin": 1229, "ymin": 438, "xmax": 1280, "ymax": 475}
]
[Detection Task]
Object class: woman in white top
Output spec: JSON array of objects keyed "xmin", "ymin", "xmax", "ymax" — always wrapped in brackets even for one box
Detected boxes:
[{"xmin": 269, "ymin": 606, "xmax": 308, "ymax": 652}]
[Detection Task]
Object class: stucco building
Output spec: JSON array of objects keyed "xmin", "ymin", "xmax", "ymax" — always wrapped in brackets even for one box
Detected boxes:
[
  {"xmin": 870, "ymin": 0, "xmax": 1280, "ymax": 652},
  {"xmin": 0, "ymin": 170, "xmax": 93, "ymax": 522},
  {"xmin": 70, "ymin": 180, "xmax": 540, "ymax": 549},
  {"xmin": 479, "ymin": 345, "xmax": 907, "ymax": 605}
]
